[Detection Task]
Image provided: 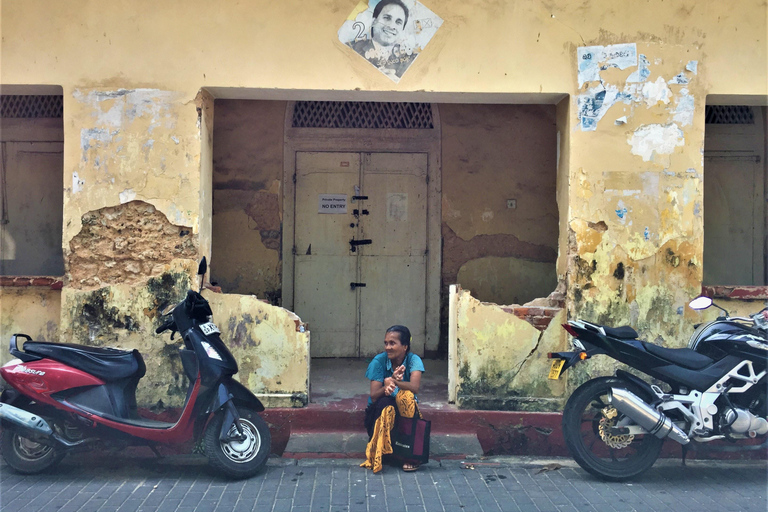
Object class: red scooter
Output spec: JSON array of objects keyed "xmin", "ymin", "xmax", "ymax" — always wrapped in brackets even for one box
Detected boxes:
[{"xmin": 0, "ymin": 258, "xmax": 271, "ymax": 479}]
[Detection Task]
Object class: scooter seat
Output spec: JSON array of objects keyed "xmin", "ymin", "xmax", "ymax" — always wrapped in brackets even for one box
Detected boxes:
[
  {"xmin": 642, "ymin": 342, "xmax": 714, "ymax": 370},
  {"xmin": 22, "ymin": 341, "xmax": 146, "ymax": 382}
]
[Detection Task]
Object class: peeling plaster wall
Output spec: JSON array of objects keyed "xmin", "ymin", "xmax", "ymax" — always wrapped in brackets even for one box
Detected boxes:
[
  {"xmin": 453, "ymin": 287, "xmax": 567, "ymax": 411},
  {"xmin": 211, "ymin": 101, "xmax": 285, "ymax": 303},
  {"xmin": 441, "ymin": 104, "xmax": 559, "ymax": 306},
  {"xmin": 65, "ymin": 88, "xmax": 203, "ymax": 247},
  {"xmin": 566, "ymin": 41, "xmax": 709, "ymax": 386},
  {"xmin": 0, "ymin": 287, "xmax": 60, "ymax": 367}
]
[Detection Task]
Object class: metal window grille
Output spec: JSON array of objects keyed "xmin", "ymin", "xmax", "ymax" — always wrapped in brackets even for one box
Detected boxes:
[
  {"xmin": 292, "ymin": 101, "xmax": 433, "ymax": 129},
  {"xmin": 0, "ymin": 95, "xmax": 63, "ymax": 118},
  {"xmin": 705, "ymin": 105, "xmax": 754, "ymax": 124}
]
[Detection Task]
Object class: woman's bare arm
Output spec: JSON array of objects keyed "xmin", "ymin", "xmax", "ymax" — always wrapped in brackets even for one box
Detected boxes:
[
  {"xmin": 394, "ymin": 370, "xmax": 421, "ymax": 394},
  {"xmin": 370, "ymin": 380, "xmax": 390, "ymax": 401}
]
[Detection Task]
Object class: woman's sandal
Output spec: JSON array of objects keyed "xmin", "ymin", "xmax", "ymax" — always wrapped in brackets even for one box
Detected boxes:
[{"xmin": 403, "ymin": 463, "xmax": 420, "ymax": 472}]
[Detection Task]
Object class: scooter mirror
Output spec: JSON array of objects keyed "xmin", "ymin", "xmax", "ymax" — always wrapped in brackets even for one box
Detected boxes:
[
  {"xmin": 198, "ymin": 257, "xmax": 207, "ymax": 276},
  {"xmin": 689, "ymin": 296, "xmax": 713, "ymax": 310}
]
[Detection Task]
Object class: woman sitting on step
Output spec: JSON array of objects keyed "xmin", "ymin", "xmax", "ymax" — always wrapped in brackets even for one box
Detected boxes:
[{"xmin": 361, "ymin": 325, "xmax": 425, "ymax": 473}]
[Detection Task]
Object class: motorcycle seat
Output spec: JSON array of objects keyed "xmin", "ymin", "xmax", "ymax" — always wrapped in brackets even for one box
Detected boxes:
[
  {"xmin": 21, "ymin": 341, "xmax": 146, "ymax": 382},
  {"xmin": 603, "ymin": 325, "xmax": 639, "ymax": 339},
  {"xmin": 642, "ymin": 342, "xmax": 714, "ymax": 370}
]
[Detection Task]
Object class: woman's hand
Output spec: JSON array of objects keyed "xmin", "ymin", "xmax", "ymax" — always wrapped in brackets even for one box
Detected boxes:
[{"xmin": 392, "ymin": 365, "xmax": 405, "ymax": 381}]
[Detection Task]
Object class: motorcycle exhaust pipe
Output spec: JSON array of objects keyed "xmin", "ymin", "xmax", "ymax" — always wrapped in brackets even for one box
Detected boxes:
[
  {"xmin": 609, "ymin": 387, "xmax": 690, "ymax": 445},
  {"xmin": 0, "ymin": 402, "xmax": 55, "ymax": 445}
]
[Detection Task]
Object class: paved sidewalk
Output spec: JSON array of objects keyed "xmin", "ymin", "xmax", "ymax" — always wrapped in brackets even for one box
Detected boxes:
[{"xmin": 1, "ymin": 455, "xmax": 766, "ymax": 512}]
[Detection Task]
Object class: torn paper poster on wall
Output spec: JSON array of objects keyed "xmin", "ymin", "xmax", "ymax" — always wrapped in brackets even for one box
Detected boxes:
[
  {"xmin": 578, "ymin": 43, "xmax": 638, "ymax": 87},
  {"xmin": 577, "ymin": 85, "xmax": 634, "ymax": 131},
  {"xmin": 628, "ymin": 123, "xmax": 685, "ymax": 162},
  {"xmin": 673, "ymin": 89, "xmax": 695, "ymax": 126},
  {"xmin": 627, "ymin": 54, "xmax": 651, "ymax": 83}
]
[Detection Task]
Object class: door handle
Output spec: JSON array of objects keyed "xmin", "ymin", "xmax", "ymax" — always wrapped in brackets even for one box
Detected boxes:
[
  {"xmin": 349, "ymin": 239, "xmax": 372, "ymax": 252},
  {"xmin": 350, "ymin": 282, "xmax": 366, "ymax": 290}
]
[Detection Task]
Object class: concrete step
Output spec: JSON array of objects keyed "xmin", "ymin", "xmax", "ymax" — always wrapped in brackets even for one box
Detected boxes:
[{"xmin": 283, "ymin": 430, "xmax": 483, "ymax": 458}]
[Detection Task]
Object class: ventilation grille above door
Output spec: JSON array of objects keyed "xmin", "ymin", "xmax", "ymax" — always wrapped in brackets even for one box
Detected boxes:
[
  {"xmin": 705, "ymin": 105, "xmax": 754, "ymax": 124},
  {"xmin": 292, "ymin": 101, "xmax": 433, "ymax": 129},
  {"xmin": 0, "ymin": 95, "xmax": 64, "ymax": 118}
]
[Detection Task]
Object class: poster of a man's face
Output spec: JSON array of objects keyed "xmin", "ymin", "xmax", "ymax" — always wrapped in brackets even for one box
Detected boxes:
[{"xmin": 338, "ymin": 0, "xmax": 443, "ymax": 83}]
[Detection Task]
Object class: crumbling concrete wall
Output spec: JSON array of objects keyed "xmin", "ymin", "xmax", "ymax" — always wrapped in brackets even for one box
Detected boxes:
[
  {"xmin": 204, "ymin": 291, "xmax": 309, "ymax": 408},
  {"xmin": 68, "ymin": 201, "xmax": 197, "ymax": 288},
  {"xmin": 452, "ymin": 286, "xmax": 567, "ymax": 411}
]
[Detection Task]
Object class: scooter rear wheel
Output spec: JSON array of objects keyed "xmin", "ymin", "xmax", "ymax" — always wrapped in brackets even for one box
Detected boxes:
[
  {"xmin": 0, "ymin": 429, "xmax": 65, "ymax": 474},
  {"xmin": 204, "ymin": 406, "xmax": 271, "ymax": 479}
]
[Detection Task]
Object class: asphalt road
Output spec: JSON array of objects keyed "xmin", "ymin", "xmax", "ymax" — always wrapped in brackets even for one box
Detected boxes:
[{"xmin": 1, "ymin": 454, "xmax": 766, "ymax": 512}]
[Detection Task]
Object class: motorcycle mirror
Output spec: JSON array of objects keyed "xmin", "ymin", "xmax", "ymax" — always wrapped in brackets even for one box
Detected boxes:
[{"xmin": 689, "ymin": 296, "xmax": 713, "ymax": 310}]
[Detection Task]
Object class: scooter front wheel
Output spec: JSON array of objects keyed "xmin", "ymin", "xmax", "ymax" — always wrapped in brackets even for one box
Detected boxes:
[
  {"xmin": 204, "ymin": 406, "xmax": 271, "ymax": 479},
  {"xmin": 0, "ymin": 429, "xmax": 65, "ymax": 474}
]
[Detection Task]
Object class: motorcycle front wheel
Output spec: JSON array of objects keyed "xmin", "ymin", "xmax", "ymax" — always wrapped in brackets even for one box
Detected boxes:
[
  {"xmin": 563, "ymin": 377, "xmax": 664, "ymax": 481},
  {"xmin": 0, "ymin": 429, "xmax": 65, "ymax": 474},
  {"xmin": 204, "ymin": 406, "xmax": 271, "ymax": 479}
]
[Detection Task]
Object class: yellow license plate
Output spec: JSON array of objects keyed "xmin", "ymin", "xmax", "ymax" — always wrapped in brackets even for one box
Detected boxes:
[{"xmin": 548, "ymin": 359, "xmax": 566, "ymax": 380}]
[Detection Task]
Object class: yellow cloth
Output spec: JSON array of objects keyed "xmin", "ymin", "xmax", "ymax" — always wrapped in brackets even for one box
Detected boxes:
[{"xmin": 360, "ymin": 390, "xmax": 421, "ymax": 473}]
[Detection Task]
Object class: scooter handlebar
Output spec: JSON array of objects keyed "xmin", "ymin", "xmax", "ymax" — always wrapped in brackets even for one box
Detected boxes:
[{"xmin": 156, "ymin": 318, "xmax": 175, "ymax": 334}]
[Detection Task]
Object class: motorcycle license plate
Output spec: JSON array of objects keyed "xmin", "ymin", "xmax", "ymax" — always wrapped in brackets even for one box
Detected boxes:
[
  {"xmin": 548, "ymin": 359, "xmax": 565, "ymax": 380},
  {"xmin": 200, "ymin": 322, "xmax": 220, "ymax": 335}
]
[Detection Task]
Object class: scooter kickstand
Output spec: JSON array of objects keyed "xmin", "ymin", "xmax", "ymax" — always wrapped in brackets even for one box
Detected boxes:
[{"xmin": 150, "ymin": 445, "xmax": 164, "ymax": 459}]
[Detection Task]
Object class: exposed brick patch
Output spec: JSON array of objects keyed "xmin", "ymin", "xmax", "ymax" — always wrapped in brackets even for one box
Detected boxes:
[
  {"xmin": 702, "ymin": 285, "xmax": 768, "ymax": 300},
  {"xmin": 68, "ymin": 200, "xmax": 197, "ymax": 289},
  {"xmin": 501, "ymin": 305, "xmax": 562, "ymax": 331},
  {"xmin": 0, "ymin": 276, "xmax": 64, "ymax": 289}
]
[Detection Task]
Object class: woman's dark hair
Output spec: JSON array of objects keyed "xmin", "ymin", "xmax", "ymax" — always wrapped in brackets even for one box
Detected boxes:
[
  {"xmin": 373, "ymin": 0, "xmax": 409, "ymax": 27},
  {"xmin": 386, "ymin": 325, "xmax": 411, "ymax": 352}
]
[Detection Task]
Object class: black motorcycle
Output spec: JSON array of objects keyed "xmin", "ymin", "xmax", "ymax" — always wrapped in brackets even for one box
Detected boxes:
[{"xmin": 549, "ymin": 295, "xmax": 768, "ymax": 480}]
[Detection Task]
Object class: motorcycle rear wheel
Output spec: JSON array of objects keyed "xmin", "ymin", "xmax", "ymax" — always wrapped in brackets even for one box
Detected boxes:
[
  {"xmin": 0, "ymin": 430, "xmax": 65, "ymax": 474},
  {"xmin": 563, "ymin": 377, "xmax": 664, "ymax": 481},
  {"xmin": 204, "ymin": 406, "xmax": 271, "ymax": 479}
]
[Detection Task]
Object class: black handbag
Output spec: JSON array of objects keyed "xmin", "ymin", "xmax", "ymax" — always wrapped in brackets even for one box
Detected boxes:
[{"xmin": 391, "ymin": 408, "xmax": 430, "ymax": 464}]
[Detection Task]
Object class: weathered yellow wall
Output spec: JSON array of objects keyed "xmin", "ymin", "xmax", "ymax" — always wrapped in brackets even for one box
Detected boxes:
[
  {"xmin": 2, "ymin": 0, "xmax": 766, "ymax": 408},
  {"xmin": 0, "ymin": 287, "xmax": 61, "ymax": 366},
  {"xmin": 2, "ymin": 1, "xmax": 764, "ymax": 96},
  {"xmin": 454, "ymin": 287, "xmax": 567, "ymax": 410},
  {"xmin": 565, "ymin": 42, "xmax": 708, "ymax": 385}
]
